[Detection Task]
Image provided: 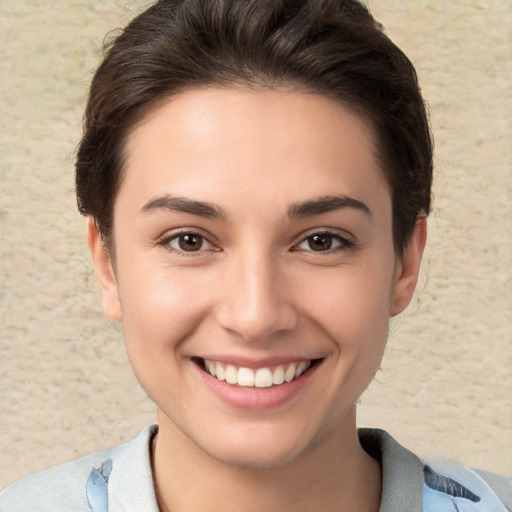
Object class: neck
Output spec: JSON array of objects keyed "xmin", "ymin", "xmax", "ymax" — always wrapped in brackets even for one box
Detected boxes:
[{"xmin": 151, "ymin": 409, "xmax": 381, "ymax": 512}]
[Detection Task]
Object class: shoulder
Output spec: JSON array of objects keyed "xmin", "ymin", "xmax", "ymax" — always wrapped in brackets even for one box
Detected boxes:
[
  {"xmin": 423, "ymin": 460, "xmax": 512, "ymax": 512},
  {"xmin": 473, "ymin": 468, "xmax": 512, "ymax": 510},
  {"xmin": 358, "ymin": 428, "xmax": 512, "ymax": 512},
  {"xmin": 0, "ymin": 448, "xmax": 110, "ymax": 511},
  {"xmin": 0, "ymin": 425, "xmax": 157, "ymax": 512}
]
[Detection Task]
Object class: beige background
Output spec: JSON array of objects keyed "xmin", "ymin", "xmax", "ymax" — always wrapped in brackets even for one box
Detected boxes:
[{"xmin": 0, "ymin": 0, "xmax": 511, "ymax": 488}]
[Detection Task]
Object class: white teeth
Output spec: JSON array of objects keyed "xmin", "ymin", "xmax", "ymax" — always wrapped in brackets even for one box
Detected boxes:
[
  {"xmin": 272, "ymin": 365, "xmax": 285, "ymax": 385},
  {"xmin": 237, "ymin": 367, "xmax": 255, "ymax": 387},
  {"xmin": 295, "ymin": 361, "xmax": 310, "ymax": 377},
  {"xmin": 225, "ymin": 364, "xmax": 237, "ymax": 384},
  {"xmin": 254, "ymin": 368, "xmax": 273, "ymax": 388},
  {"xmin": 284, "ymin": 363, "xmax": 296, "ymax": 382},
  {"xmin": 206, "ymin": 360, "xmax": 216, "ymax": 376},
  {"xmin": 215, "ymin": 362, "xmax": 226, "ymax": 381},
  {"xmin": 203, "ymin": 359, "xmax": 313, "ymax": 387}
]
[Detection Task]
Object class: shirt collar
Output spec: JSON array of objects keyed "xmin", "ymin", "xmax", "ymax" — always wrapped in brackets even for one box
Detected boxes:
[
  {"xmin": 108, "ymin": 424, "xmax": 160, "ymax": 512},
  {"xmin": 105, "ymin": 425, "xmax": 424, "ymax": 512},
  {"xmin": 359, "ymin": 428, "xmax": 424, "ymax": 512}
]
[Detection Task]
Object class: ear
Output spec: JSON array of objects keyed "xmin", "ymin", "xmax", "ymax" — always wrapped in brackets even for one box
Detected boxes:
[
  {"xmin": 390, "ymin": 213, "xmax": 427, "ymax": 317},
  {"xmin": 86, "ymin": 217, "xmax": 123, "ymax": 322}
]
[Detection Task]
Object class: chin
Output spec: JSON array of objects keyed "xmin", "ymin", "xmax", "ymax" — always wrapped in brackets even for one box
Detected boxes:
[
  {"xmin": 200, "ymin": 438, "xmax": 309, "ymax": 471},
  {"xmin": 190, "ymin": 416, "xmax": 333, "ymax": 471}
]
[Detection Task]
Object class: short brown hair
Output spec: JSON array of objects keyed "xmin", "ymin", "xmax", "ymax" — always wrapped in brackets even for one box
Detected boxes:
[{"xmin": 76, "ymin": 0, "xmax": 433, "ymax": 256}]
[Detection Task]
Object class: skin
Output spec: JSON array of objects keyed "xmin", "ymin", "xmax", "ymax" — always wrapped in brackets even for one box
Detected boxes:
[{"xmin": 88, "ymin": 87, "xmax": 426, "ymax": 512}]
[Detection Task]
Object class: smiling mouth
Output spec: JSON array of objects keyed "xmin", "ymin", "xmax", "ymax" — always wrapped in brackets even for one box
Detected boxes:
[{"xmin": 194, "ymin": 358, "xmax": 321, "ymax": 388}]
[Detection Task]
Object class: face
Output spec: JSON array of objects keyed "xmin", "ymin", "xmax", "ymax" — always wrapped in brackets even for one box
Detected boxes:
[{"xmin": 89, "ymin": 87, "xmax": 425, "ymax": 469}]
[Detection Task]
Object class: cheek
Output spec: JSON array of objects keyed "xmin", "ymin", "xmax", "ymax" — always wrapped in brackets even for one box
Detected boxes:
[
  {"xmin": 116, "ymin": 260, "xmax": 215, "ymax": 354},
  {"xmin": 301, "ymin": 262, "xmax": 394, "ymax": 341},
  {"xmin": 116, "ymin": 264, "xmax": 219, "ymax": 403},
  {"xmin": 299, "ymin": 260, "xmax": 394, "ymax": 397}
]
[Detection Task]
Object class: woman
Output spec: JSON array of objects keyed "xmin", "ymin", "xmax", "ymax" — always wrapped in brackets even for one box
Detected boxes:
[{"xmin": 1, "ymin": 0, "xmax": 510, "ymax": 510}]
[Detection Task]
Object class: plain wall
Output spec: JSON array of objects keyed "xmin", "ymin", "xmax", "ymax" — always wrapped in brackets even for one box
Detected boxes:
[{"xmin": 1, "ymin": 0, "xmax": 511, "ymax": 487}]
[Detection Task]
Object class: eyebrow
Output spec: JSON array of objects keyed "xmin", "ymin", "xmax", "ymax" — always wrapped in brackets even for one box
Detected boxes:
[
  {"xmin": 140, "ymin": 193, "xmax": 370, "ymax": 221},
  {"xmin": 287, "ymin": 195, "xmax": 371, "ymax": 218},
  {"xmin": 140, "ymin": 195, "xmax": 227, "ymax": 220}
]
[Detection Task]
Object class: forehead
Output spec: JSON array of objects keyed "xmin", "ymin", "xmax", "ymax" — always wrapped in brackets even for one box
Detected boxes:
[{"xmin": 120, "ymin": 87, "xmax": 389, "ymax": 214}]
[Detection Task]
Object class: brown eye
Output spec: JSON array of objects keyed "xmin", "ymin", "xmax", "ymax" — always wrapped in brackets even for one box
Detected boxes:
[
  {"xmin": 296, "ymin": 232, "xmax": 352, "ymax": 253},
  {"xmin": 169, "ymin": 233, "xmax": 211, "ymax": 252},
  {"xmin": 307, "ymin": 234, "xmax": 333, "ymax": 251},
  {"xmin": 179, "ymin": 234, "xmax": 202, "ymax": 251}
]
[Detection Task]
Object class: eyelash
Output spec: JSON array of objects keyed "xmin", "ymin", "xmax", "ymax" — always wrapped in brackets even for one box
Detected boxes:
[
  {"xmin": 294, "ymin": 230, "xmax": 354, "ymax": 254},
  {"xmin": 158, "ymin": 230, "xmax": 217, "ymax": 255},
  {"xmin": 158, "ymin": 229, "xmax": 354, "ymax": 255}
]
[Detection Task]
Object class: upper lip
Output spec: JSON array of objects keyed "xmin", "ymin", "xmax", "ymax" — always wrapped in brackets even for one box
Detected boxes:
[{"xmin": 193, "ymin": 355, "xmax": 323, "ymax": 369}]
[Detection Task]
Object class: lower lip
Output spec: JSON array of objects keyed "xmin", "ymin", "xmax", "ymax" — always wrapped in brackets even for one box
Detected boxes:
[{"xmin": 194, "ymin": 361, "xmax": 320, "ymax": 411}]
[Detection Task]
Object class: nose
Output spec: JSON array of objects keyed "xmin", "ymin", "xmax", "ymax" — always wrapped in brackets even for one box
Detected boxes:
[{"xmin": 215, "ymin": 251, "xmax": 298, "ymax": 342}]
